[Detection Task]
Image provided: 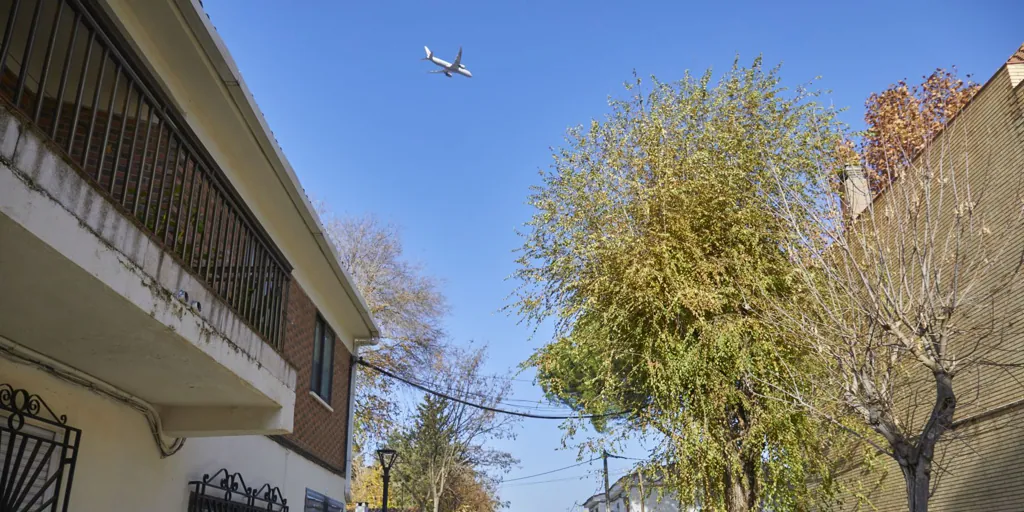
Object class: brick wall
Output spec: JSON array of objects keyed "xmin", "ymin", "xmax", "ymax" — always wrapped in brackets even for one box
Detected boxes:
[
  {"xmin": 276, "ymin": 277, "xmax": 353, "ymax": 474},
  {"xmin": 829, "ymin": 59, "xmax": 1024, "ymax": 511}
]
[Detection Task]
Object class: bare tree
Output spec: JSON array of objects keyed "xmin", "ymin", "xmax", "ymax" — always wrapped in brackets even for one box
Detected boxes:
[
  {"xmin": 763, "ymin": 115, "xmax": 1024, "ymax": 511},
  {"xmin": 391, "ymin": 345, "xmax": 518, "ymax": 512},
  {"xmin": 315, "ymin": 203, "xmax": 449, "ymax": 446}
]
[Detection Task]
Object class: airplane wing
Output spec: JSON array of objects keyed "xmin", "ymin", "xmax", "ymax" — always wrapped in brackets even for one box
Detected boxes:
[
  {"xmin": 451, "ymin": 47, "xmax": 463, "ymax": 68},
  {"xmin": 428, "ymin": 69, "xmax": 447, "ymax": 74}
]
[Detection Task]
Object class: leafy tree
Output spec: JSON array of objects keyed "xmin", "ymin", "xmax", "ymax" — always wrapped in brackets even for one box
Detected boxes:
[
  {"xmin": 512, "ymin": 59, "xmax": 848, "ymax": 511},
  {"xmin": 860, "ymin": 68, "xmax": 978, "ymax": 191},
  {"xmin": 315, "ymin": 205, "xmax": 449, "ymax": 447}
]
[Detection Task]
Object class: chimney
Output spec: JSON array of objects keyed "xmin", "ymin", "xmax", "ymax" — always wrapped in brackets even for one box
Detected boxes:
[
  {"xmin": 842, "ymin": 165, "xmax": 870, "ymax": 219},
  {"xmin": 1008, "ymin": 42, "xmax": 1024, "ymax": 88}
]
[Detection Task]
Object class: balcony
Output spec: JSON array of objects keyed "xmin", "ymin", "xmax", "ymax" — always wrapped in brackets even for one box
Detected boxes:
[{"xmin": 0, "ymin": 0, "xmax": 296, "ymax": 435}]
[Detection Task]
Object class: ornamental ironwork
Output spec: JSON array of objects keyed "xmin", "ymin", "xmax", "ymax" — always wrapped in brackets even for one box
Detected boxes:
[
  {"xmin": 187, "ymin": 468, "xmax": 288, "ymax": 512},
  {"xmin": 0, "ymin": 383, "xmax": 82, "ymax": 512}
]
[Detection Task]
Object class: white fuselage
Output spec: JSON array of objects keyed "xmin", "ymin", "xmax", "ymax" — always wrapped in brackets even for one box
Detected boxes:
[{"xmin": 428, "ymin": 56, "xmax": 473, "ymax": 78}]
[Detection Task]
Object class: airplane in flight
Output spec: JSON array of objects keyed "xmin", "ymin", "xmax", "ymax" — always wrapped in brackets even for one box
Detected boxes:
[{"xmin": 423, "ymin": 46, "xmax": 473, "ymax": 78}]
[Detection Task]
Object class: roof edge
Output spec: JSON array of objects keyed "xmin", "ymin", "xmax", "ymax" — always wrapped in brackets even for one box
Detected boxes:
[{"xmin": 173, "ymin": 0, "xmax": 380, "ymax": 338}]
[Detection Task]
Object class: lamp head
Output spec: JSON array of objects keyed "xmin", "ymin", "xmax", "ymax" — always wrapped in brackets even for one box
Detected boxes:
[{"xmin": 376, "ymin": 447, "xmax": 398, "ymax": 470}]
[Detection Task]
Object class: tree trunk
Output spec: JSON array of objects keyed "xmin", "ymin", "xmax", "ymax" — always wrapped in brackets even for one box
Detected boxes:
[
  {"xmin": 723, "ymin": 462, "xmax": 756, "ymax": 512},
  {"xmin": 896, "ymin": 372, "xmax": 957, "ymax": 512},
  {"xmin": 723, "ymin": 405, "xmax": 757, "ymax": 512}
]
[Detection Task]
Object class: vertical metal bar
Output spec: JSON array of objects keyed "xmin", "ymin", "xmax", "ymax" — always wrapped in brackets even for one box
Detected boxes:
[
  {"xmin": 108, "ymin": 83, "xmax": 133, "ymax": 195},
  {"xmin": 232, "ymin": 221, "xmax": 249, "ymax": 309},
  {"xmin": 170, "ymin": 148, "xmax": 188, "ymax": 252},
  {"xmin": 182, "ymin": 160, "xmax": 201, "ymax": 265},
  {"xmin": 49, "ymin": 9, "xmax": 80, "ymax": 140},
  {"xmin": 269, "ymin": 269, "xmax": 283, "ymax": 348},
  {"xmin": 257, "ymin": 252, "xmax": 272, "ymax": 336},
  {"xmin": 245, "ymin": 234, "xmax": 260, "ymax": 319},
  {"xmin": 218, "ymin": 213, "xmax": 238, "ymax": 298},
  {"xmin": 13, "ymin": 0, "xmax": 44, "ymax": 107},
  {"xmin": 266, "ymin": 267, "xmax": 282, "ymax": 342},
  {"xmin": 225, "ymin": 214, "xmax": 244, "ymax": 306},
  {"xmin": 278, "ymin": 274, "xmax": 291, "ymax": 350},
  {"xmin": 109, "ymin": 83, "xmax": 133, "ymax": 196},
  {"xmin": 252, "ymin": 244, "xmax": 264, "ymax": 327},
  {"xmin": 196, "ymin": 179, "xmax": 216, "ymax": 275},
  {"xmin": 276, "ymin": 270, "xmax": 288, "ymax": 346},
  {"xmin": 220, "ymin": 212, "xmax": 236, "ymax": 303},
  {"xmin": 249, "ymin": 247, "xmax": 266, "ymax": 322},
  {"xmin": 243, "ymin": 244, "xmax": 259, "ymax": 321},
  {"xmin": 95, "ymin": 63, "xmax": 120, "ymax": 183},
  {"xmin": 0, "ymin": 0, "xmax": 23, "ymax": 76},
  {"xmin": 213, "ymin": 206, "xmax": 233, "ymax": 295},
  {"xmin": 32, "ymin": 0, "xmax": 64, "ymax": 123},
  {"xmin": 260, "ymin": 255, "xmax": 274, "ymax": 339},
  {"xmin": 203, "ymin": 194, "xmax": 223, "ymax": 283},
  {"xmin": 82, "ymin": 47, "xmax": 107, "ymax": 173},
  {"xmin": 233, "ymin": 231, "xmax": 250, "ymax": 313},
  {"xmin": 66, "ymin": 30, "xmax": 94, "ymax": 154},
  {"xmin": 143, "ymin": 123, "xmax": 166, "ymax": 227},
  {"xmin": 154, "ymin": 133, "xmax": 177, "ymax": 237},
  {"xmin": 62, "ymin": 430, "xmax": 80, "ymax": 512},
  {"xmin": 258, "ymin": 263, "xmax": 273, "ymax": 337},
  {"xmin": 132, "ymin": 105, "xmax": 157, "ymax": 218},
  {"xmin": 189, "ymin": 176, "xmax": 209, "ymax": 270},
  {"xmin": 120, "ymin": 93, "xmax": 146, "ymax": 205}
]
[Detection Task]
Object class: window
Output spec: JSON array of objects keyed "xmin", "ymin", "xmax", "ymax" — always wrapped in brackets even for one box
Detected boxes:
[
  {"xmin": 311, "ymin": 315, "xmax": 335, "ymax": 403},
  {"xmin": 304, "ymin": 488, "xmax": 344, "ymax": 512}
]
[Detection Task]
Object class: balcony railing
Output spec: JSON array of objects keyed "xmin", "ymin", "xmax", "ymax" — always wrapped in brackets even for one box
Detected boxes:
[{"xmin": 0, "ymin": 0, "xmax": 291, "ymax": 348}]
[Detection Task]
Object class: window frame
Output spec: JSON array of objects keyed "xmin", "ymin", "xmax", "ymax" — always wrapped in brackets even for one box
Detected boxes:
[{"xmin": 310, "ymin": 314, "xmax": 336, "ymax": 404}]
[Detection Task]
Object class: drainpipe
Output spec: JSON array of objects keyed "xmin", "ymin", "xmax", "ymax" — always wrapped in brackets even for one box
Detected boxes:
[{"xmin": 344, "ymin": 344, "xmax": 361, "ymax": 502}]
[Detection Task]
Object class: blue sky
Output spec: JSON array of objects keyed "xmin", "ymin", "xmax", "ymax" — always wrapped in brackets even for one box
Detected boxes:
[{"xmin": 203, "ymin": 1, "xmax": 1018, "ymax": 510}]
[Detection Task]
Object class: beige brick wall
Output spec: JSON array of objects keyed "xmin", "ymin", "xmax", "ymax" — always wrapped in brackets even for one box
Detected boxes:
[{"xmin": 832, "ymin": 64, "xmax": 1024, "ymax": 511}]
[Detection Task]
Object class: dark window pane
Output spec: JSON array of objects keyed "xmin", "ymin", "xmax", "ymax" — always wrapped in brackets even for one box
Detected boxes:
[
  {"xmin": 321, "ymin": 328, "xmax": 334, "ymax": 403},
  {"xmin": 311, "ymin": 316, "xmax": 323, "ymax": 394}
]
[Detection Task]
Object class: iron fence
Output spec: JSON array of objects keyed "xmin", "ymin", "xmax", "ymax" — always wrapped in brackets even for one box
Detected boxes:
[
  {"xmin": 0, "ymin": 384, "xmax": 81, "ymax": 512},
  {"xmin": 0, "ymin": 0, "xmax": 290, "ymax": 348},
  {"xmin": 188, "ymin": 469, "xmax": 288, "ymax": 512}
]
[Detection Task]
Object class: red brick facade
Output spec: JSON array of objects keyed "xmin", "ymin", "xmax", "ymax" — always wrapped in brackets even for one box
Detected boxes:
[{"xmin": 277, "ymin": 277, "xmax": 353, "ymax": 474}]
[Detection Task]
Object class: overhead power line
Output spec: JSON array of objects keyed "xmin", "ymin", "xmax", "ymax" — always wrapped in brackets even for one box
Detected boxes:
[
  {"xmin": 501, "ymin": 458, "xmax": 599, "ymax": 483},
  {"xmin": 357, "ymin": 358, "xmax": 629, "ymax": 421}
]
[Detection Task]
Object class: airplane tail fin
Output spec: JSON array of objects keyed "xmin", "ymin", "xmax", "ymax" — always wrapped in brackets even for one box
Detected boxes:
[{"xmin": 423, "ymin": 46, "xmax": 432, "ymax": 60}]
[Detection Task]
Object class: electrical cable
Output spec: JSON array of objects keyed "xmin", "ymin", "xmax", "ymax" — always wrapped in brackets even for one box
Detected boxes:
[
  {"xmin": 501, "ymin": 457, "xmax": 599, "ymax": 483},
  {"xmin": 377, "ymin": 367, "xmax": 576, "ymax": 412},
  {"xmin": 500, "ymin": 474, "xmax": 597, "ymax": 487},
  {"xmin": 357, "ymin": 357, "xmax": 629, "ymax": 420},
  {"xmin": 501, "ymin": 468, "xmax": 630, "ymax": 488}
]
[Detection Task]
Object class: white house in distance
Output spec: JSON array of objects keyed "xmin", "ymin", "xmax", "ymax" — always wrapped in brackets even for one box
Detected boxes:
[
  {"xmin": 0, "ymin": 0, "xmax": 378, "ymax": 511},
  {"xmin": 583, "ymin": 472, "xmax": 697, "ymax": 512}
]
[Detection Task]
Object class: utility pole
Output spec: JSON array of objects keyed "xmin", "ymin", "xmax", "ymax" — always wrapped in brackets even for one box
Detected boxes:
[{"xmin": 603, "ymin": 450, "xmax": 611, "ymax": 512}]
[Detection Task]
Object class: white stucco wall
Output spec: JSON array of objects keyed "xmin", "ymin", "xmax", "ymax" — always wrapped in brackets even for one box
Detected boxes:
[{"xmin": 0, "ymin": 356, "xmax": 347, "ymax": 511}]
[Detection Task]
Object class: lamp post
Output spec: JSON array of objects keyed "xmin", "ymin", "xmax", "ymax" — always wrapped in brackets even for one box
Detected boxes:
[{"xmin": 377, "ymin": 448, "xmax": 398, "ymax": 512}]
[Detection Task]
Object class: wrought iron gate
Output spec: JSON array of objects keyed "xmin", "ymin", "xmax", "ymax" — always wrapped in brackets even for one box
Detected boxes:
[
  {"xmin": 188, "ymin": 469, "xmax": 288, "ymax": 512},
  {"xmin": 0, "ymin": 384, "xmax": 81, "ymax": 512}
]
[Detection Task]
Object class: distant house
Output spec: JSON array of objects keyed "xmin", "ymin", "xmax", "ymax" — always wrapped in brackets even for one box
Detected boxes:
[{"xmin": 582, "ymin": 472, "xmax": 697, "ymax": 512}]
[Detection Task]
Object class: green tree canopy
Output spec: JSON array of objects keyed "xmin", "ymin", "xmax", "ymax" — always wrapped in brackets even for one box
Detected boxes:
[{"xmin": 513, "ymin": 59, "xmax": 849, "ymax": 511}]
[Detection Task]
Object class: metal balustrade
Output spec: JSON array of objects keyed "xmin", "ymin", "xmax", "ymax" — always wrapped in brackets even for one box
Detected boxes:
[{"xmin": 0, "ymin": 0, "xmax": 290, "ymax": 348}]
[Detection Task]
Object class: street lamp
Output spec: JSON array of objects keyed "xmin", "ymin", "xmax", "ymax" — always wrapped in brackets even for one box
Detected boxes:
[{"xmin": 377, "ymin": 448, "xmax": 398, "ymax": 512}]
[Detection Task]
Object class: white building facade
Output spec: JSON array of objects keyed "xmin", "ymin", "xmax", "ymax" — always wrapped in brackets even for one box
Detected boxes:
[
  {"xmin": 0, "ymin": 0, "xmax": 378, "ymax": 510},
  {"xmin": 583, "ymin": 473, "xmax": 696, "ymax": 512}
]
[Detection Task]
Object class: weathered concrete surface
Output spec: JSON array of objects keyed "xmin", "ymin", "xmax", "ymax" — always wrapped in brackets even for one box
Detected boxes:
[{"xmin": 0, "ymin": 106, "xmax": 296, "ymax": 436}]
